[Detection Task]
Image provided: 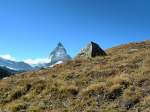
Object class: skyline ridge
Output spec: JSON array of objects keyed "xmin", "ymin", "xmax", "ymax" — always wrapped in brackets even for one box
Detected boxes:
[
  {"xmin": 0, "ymin": 39, "xmax": 150, "ymax": 64},
  {"xmin": 0, "ymin": 0, "xmax": 150, "ymax": 60}
]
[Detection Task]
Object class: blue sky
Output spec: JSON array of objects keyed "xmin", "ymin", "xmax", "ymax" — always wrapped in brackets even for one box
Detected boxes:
[{"xmin": 0, "ymin": 0, "xmax": 150, "ymax": 63}]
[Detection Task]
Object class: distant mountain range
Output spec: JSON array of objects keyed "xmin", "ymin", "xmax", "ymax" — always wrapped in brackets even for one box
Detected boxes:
[
  {"xmin": 0, "ymin": 66, "xmax": 19, "ymax": 79},
  {"xmin": 0, "ymin": 42, "xmax": 72, "ymax": 79},
  {"xmin": 0, "ymin": 57, "xmax": 33, "ymax": 71},
  {"xmin": 0, "ymin": 57, "xmax": 34, "ymax": 79}
]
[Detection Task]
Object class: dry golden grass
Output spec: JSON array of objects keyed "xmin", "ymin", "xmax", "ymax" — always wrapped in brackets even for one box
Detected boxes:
[{"xmin": 0, "ymin": 40, "xmax": 150, "ymax": 112}]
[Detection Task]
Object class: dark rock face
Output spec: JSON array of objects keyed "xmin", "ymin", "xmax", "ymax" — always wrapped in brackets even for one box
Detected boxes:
[
  {"xmin": 0, "ymin": 66, "xmax": 14, "ymax": 79},
  {"xmin": 77, "ymin": 41, "xmax": 107, "ymax": 58}
]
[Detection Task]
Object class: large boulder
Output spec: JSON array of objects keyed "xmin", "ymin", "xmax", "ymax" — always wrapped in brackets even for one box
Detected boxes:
[{"xmin": 76, "ymin": 41, "xmax": 107, "ymax": 58}]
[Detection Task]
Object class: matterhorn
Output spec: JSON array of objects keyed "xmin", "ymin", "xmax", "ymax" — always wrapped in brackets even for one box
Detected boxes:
[{"xmin": 48, "ymin": 42, "xmax": 72, "ymax": 66}]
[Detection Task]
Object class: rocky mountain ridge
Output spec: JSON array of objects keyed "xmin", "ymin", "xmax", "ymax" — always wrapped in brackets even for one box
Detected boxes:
[{"xmin": 0, "ymin": 57, "xmax": 33, "ymax": 71}]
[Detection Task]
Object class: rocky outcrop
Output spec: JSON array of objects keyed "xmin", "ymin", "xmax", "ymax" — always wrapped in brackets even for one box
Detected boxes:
[{"xmin": 76, "ymin": 41, "xmax": 107, "ymax": 58}]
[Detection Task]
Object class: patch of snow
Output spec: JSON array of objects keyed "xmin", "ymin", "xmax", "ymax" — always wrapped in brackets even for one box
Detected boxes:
[
  {"xmin": 50, "ymin": 61, "xmax": 63, "ymax": 68},
  {"xmin": 0, "ymin": 65, "xmax": 18, "ymax": 71},
  {"xmin": 6, "ymin": 66, "xmax": 18, "ymax": 70},
  {"xmin": 3, "ymin": 77, "xmax": 9, "ymax": 80}
]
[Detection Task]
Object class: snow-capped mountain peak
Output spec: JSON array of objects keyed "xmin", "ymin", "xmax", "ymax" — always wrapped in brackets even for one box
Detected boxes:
[{"xmin": 48, "ymin": 42, "xmax": 71, "ymax": 65}]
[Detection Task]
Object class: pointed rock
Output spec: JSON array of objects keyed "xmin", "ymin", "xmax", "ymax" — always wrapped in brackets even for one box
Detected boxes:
[
  {"xmin": 76, "ymin": 41, "xmax": 107, "ymax": 58},
  {"xmin": 48, "ymin": 42, "xmax": 71, "ymax": 65}
]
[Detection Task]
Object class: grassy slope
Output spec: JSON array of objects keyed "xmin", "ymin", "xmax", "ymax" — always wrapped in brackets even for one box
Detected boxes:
[{"xmin": 0, "ymin": 40, "xmax": 150, "ymax": 112}]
